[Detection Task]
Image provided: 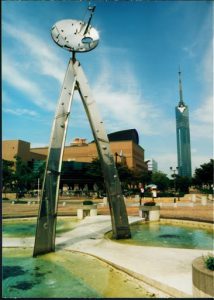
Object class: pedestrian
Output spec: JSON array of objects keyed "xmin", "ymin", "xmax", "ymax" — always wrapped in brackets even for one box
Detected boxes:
[
  {"xmin": 139, "ymin": 185, "xmax": 145, "ymax": 206},
  {"xmin": 151, "ymin": 188, "xmax": 157, "ymax": 202}
]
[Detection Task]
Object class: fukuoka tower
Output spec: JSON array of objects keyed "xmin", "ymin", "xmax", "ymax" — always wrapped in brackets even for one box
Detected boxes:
[{"xmin": 175, "ymin": 69, "xmax": 192, "ymax": 178}]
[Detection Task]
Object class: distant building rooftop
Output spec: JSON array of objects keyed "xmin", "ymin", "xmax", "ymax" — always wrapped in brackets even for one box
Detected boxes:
[
  {"xmin": 90, "ymin": 129, "xmax": 139, "ymax": 145},
  {"xmin": 70, "ymin": 138, "xmax": 88, "ymax": 146}
]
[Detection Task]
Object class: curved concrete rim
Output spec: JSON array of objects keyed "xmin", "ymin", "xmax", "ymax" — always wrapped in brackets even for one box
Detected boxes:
[{"xmin": 64, "ymin": 248, "xmax": 191, "ymax": 298}]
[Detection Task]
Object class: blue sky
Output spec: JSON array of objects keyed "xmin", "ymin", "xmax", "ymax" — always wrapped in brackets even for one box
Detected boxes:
[{"xmin": 2, "ymin": 0, "xmax": 213, "ymax": 176}]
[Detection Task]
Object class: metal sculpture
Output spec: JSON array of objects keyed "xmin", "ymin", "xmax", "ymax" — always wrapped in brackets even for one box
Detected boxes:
[{"xmin": 33, "ymin": 6, "xmax": 131, "ymax": 257}]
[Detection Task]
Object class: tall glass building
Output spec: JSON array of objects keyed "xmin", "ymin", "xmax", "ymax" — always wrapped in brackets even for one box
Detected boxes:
[{"xmin": 175, "ymin": 70, "xmax": 192, "ymax": 178}]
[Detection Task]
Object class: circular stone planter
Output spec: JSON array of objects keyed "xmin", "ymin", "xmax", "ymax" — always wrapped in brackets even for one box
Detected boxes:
[
  {"xmin": 192, "ymin": 256, "xmax": 214, "ymax": 298},
  {"xmin": 139, "ymin": 205, "xmax": 160, "ymax": 221}
]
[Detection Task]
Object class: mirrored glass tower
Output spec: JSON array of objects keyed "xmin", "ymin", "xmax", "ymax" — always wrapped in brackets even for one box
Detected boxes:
[{"xmin": 175, "ymin": 69, "xmax": 192, "ymax": 178}]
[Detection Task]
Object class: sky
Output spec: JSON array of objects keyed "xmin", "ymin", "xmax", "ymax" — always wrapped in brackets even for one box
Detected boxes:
[{"xmin": 2, "ymin": 0, "xmax": 213, "ymax": 177}]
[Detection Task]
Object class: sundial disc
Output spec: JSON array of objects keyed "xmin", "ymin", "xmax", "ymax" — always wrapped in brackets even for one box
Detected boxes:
[{"xmin": 51, "ymin": 19, "xmax": 99, "ymax": 53}]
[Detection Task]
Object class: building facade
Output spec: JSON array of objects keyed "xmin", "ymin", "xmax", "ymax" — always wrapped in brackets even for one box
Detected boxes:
[
  {"xmin": 175, "ymin": 70, "xmax": 192, "ymax": 178},
  {"xmin": 3, "ymin": 129, "xmax": 147, "ymax": 172},
  {"xmin": 147, "ymin": 158, "xmax": 158, "ymax": 173},
  {"xmin": 2, "ymin": 140, "xmax": 46, "ymax": 162}
]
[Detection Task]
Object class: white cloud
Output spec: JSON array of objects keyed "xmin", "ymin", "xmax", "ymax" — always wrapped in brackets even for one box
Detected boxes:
[
  {"xmin": 3, "ymin": 21, "xmax": 65, "ymax": 83},
  {"xmin": 92, "ymin": 58, "xmax": 173, "ymax": 136},
  {"xmin": 192, "ymin": 96, "xmax": 213, "ymax": 125},
  {"xmin": 191, "ymin": 96, "xmax": 213, "ymax": 140},
  {"xmin": 201, "ymin": 38, "xmax": 213, "ymax": 87},
  {"xmin": 191, "ymin": 122, "xmax": 213, "ymax": 140},
  {"xmin": 150, "ymin": 152, "xmax": 177, "ymax": 176},
  {"xmin": 191, "ymin": 148, "xmax": 197, "ymax": 154},
  {"xmin": 191, "ymin": 39, "xmax": 213, "ymax": 140},
  {"xmin": 182, "ymin": 46, "xmax": 195, "ymax": 58},
  {"xmin": 3, "ymin": 108, "xmax": 38, "ymax": 117},
  {"xmin": 2, "ymin": 20, "xmax": 174, "ymax": 138},
  {"xmin": 2, "ymin": 20, "xmax": 67, "ymax": 112},
  {"xmin": 2, "ymin": 54, "xmax": 55, "ymax": 111},
  {"xmin": 2, "ymin": 90, "xmax": 12, "ymax": 105},
  {"xmin": 182, "ymin": 12, "xmax": 212, "ymax": 60}
]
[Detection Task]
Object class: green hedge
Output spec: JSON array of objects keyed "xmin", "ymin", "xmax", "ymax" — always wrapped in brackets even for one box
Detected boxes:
[
  {"xmin": 144, "ymin": 201, "xmax": 156, "ymax": 206},
  {"xmin": 83, "ymin": 200, "xmax": 94, "ymax": 205}
]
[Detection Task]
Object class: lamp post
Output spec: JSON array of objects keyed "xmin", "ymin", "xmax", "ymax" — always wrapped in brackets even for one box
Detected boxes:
[
  {"xmin": 115, "ymin": 151, "xmax": 125, "ymax": 165},
  {"xmin": 170, "ymin": 166, "xmax": 179, "ymax": 202},
  {"xmin": 115, "ymin": 152, "xmax": 119, "ymax": 165},
  {"xmin": 37, "ymin": 178, "xmax": 40, "ymax": 202}
]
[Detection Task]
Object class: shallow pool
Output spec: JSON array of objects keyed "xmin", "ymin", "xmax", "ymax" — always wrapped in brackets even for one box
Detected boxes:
[
  {"xmin": 2, "ymin": 217, "xmax": 78, "ymax": 238},
  {"xmin": 2, "ymin": 248, "xmax": 154, "ymax": 298},
  {"xmin": 106, "ymin": 221, "xmax": 213, "ymax": 250}
]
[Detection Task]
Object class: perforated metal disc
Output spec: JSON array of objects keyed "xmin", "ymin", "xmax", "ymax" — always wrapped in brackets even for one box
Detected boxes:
[{"xmin": 51, "ymin": 19, "xmax": 99, "ymax": 52}]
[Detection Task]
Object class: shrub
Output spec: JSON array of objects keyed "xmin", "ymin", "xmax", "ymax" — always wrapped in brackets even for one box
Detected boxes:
[
  {"xmin": 200, "ymin": 188, "xmax": 213, "ymax": 194},
  {"xmin": 144, "ymin": 201, "xmax": 156, "ymax": 206},
  {"xmin": 83, "ymin": 200, "xmax": 94, "ymax": 205},
  {"xmin": 203, "ymin": 254, "xmax": 214, "ymax": 271},
  {"xmin": 156, "ymin": 192, "xmax": 185, "ymax": 197}
]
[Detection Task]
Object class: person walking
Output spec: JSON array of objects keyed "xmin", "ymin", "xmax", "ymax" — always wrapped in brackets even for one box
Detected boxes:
[
  {"xmin": 139, "ymin": 185, "xmax": 145, "ymax": 206},
  {"xmin": 151, "ymin": 188, "xmax": 157, "ymax": 202}
]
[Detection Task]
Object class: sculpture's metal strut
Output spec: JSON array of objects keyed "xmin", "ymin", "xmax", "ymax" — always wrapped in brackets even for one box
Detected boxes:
[{"xmin": 33, "ymin": 59, "xmax": 131, "ymax": 257}]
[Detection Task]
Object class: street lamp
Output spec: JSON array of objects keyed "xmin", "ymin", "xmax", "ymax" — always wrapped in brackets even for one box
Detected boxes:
[
  {"xmin": 115, "ymin": 152, "xmax": 119, "ymax": 164},
  {"xmin": 170, "ymin": 166, "xmax": 179, "ymax": 202},
  {"xmin": 115, "ymin": 151, "xmax": 125, "ymax": 165},
  {"xmin": 37, "ymin": 178, "xmax": 40, "ymax": 202}
]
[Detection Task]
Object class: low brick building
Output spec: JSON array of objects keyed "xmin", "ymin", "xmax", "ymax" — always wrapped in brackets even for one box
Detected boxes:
[{"xmin": 3, "ymin": 129, "xmax": 147, "ymax": 172}]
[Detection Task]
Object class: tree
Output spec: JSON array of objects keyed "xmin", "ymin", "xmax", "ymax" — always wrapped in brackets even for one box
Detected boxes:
[
  {"xmin": 193, "ymin": 159, "xmax": 213, "ymax": 190},
  {"xmin": 151, "ymin": 171, "xmax": 170, "ymax": 191},
  {"xmin": 13, "ymin": 156, "xmax": 35, "ymax": 197},
  {"xmin": 36, "ymin": 161, "xmax": 46, "ymax": 185},
  {"xmin": 85, "ymin": 159, "xmax": 134, "ymax": 191},
  {"xmin": 176, "ymin": 175, "xmax": 191, "ymax": 193},
  {"xmin": 84, "ymin": 158, "xmax": 104, "ymax": 189},
  {"xmin": 116, "ymin": 163, "xmax": 132, "ymax": 189},
  {"xmin": 2, "ymin": 159, "xmax": 15, "ymax": 196},
  {"xmin": 130, "ymin": 169, "xmax": 152, "ymax": 188}
]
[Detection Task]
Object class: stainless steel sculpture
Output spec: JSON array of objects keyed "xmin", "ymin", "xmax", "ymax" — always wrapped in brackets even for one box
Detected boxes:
[{"xmin": 33, "ymin": 7, "xmax": 131, "ymax": 257}]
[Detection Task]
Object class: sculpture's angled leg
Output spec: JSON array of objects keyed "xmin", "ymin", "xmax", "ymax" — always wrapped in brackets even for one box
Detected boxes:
[
  {"xmin": 33, "ymin": 59, "xmax": 77, "ymax": 256},
  {"xmin": 74, "ymin": 59, "xmax": 131, "ymax": 239}
]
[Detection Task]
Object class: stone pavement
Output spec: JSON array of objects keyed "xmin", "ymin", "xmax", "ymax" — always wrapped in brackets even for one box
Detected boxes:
[{"xmin": 3, "ymin": 215, "xmax": 212, "ymax": 297}]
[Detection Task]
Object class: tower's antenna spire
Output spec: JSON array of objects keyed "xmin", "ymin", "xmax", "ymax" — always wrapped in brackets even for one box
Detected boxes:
[{"xmin": 178, "ymin": 66, "xmax": 185, "ymax": 105}]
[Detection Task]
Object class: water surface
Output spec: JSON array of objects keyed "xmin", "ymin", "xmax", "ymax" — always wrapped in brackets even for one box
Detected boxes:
[
  {"xmin": 3, "ymin": 248, "xmax": 154, "ymax": 298},
  {"xmin": 107, "ymin": 222, "xmax": 213, "ymax": 250},
  {"xmin": 3, "ymin": 217, "xmax": 78, "ymax": 238}
]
